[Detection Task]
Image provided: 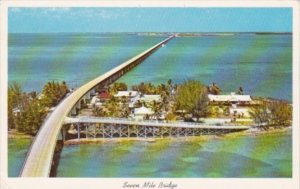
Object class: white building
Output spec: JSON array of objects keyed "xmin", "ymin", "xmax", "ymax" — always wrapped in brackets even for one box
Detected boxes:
[
  {"xmin": 208, "ymin": 93, "xmax": 252, "ymax": 104},
  {"xmin": 13, "ymin": 107, "xmax": 21, "ymax": 116},
  {"xmin": 133, "ymin": 106, "xmax": 154, "ymax": 120},
  {"xmin": 139, "ymin": 95, "xmax": 161, "ymax": 103},
  {"xmin": 129, "ymin": 94, "xmax": 161, "ymax": 108},
  {"xmin": 89, "ymin": 96, "xmax": 102, "ymax": 108},
  {"xmin": 114, "ymin": 91, "xmax": 139, "ymax": 98},
  {"xmin": 229, "ymin": 106, "xmax": 251, "ymax": 118}
]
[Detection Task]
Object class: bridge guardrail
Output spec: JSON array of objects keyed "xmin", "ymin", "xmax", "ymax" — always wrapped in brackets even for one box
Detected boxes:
[{"xmin": 66, "ymin": 116, "xmax": 250, "ymax": 128}]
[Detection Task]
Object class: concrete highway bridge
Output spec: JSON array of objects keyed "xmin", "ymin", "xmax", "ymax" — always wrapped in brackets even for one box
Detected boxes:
[{"xmin": 20, "ymin": 35, "xmax": 175, "ymax": 177}]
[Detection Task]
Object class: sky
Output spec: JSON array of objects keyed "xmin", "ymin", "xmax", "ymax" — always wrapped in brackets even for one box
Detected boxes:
[{"xmin": 8, "ymin": 8, "xmax": 292, "ymax": 33}]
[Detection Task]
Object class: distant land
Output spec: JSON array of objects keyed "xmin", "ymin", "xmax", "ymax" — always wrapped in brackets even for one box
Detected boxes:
[
  {"xmin": 8, "ymin": 32, "xmax": 292, "ymax": 36},
  {"xmin": 129, "ymin": 32, "xmax": 292, "ymax": 37}
]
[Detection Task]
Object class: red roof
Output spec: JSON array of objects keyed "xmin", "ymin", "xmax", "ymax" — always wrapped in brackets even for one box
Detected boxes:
[{"xmin": 99, "ymin": 92, "xmax": 110, "ymax": 99}]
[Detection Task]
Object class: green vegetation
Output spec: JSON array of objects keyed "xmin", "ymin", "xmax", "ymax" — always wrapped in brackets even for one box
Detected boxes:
[
  {"xmin": 41, "ymin": 81, "xmax": 69, "ymax": 107},
  {"xmin": 131, "ymin": 79, "xmax": 174, "ymax": 97},
  {"xmin": 132, "ymin": 82, "xmax": 158, "ymax": 95},
  {"xmin": 249, "ymin": 100, "xmax": 292, "ymax": 129},
  {"xmin": 8, "ymin": 78, "xmax": 292, "ymax": 136},
  {"xmin": 90, "ymin": 79, "xmax": 292, "ymax": 128},
  {"xmin": 109, "ymin": 82, "xmax": 128, "ymax": 94},
  {"xmin": 8, "ymin": 82, "xmax": 24, "ymax": 130},
  {"xmin": 92, "ymin": 96, "xmax": 130, "ymax": 118},
  {"xmin": 175, "ymin": 80, "xmax": 209, "ymax": 121},
  {"xmin": 8, "ymin": 81, "xmax": 69, "ymax": 135},
  {"xmin": 207, "ymin": 82, "xmax": 221, "ymax": 95}
]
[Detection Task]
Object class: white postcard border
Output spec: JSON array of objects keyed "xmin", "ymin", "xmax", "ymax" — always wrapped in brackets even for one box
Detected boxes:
[{"xmin": 0, "ymin": 1, "xmax": 299, "ymax": 189}]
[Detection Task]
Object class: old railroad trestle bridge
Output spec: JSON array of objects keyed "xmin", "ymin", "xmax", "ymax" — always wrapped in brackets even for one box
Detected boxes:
[{"xmin": 64, "ymin": 117, "xmax": 249, "ymax": 139}]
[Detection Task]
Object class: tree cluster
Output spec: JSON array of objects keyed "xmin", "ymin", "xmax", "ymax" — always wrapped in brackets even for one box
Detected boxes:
[
  {"xmin": 93, "ymin": 95, "xmax": 131, "ymax": 118},
  {"xmin": 109, "ymin": 82, "xmax": 128, "ymax": 94},
  {"xmin": 8, "ymin": 81, "xmax": 69, "ymax": 135},
  {"xmin": 175, "ymin": 80, "xmax": 209, "ymax": 121},
  {"xmin": 249, "ymin": 100, "xmax": 292, "ymax": 129},
  {"xmin": 131, "ymin": 79, "xmax": 175, "ymax": 97},
  {"xmin": 41, "ymin": 81, "xmax": 69, "ymax": 107}
]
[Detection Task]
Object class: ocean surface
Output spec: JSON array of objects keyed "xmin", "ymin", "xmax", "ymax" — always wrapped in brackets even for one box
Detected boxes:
[
  {"xmin": 8, "ymin": 131, "xmax": 292, "ymax": 177},
  {"xmin": 9, "ymin": 33, "xmax": 292, "ymax": 101},
  {"xmin": 55, "ymin": 131, "xmax": 292, "ymax": 177},
  {"xmin": 8, "ymin": 33, "xmax": 292, "ymax": 177}
]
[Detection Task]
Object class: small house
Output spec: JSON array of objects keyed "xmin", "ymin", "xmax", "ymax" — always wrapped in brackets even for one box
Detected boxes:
[
  {"xmin": 208, "ymin": 93, "xmax": 252, "ymax": 105},
  {"xmin": 98, "ymin": 92, "xmax": 110, "ymax": 101},
  {"xmin": 129, "ymin": 94, "xmax": 161, "ymax": 108},
  {"xmin": 133, "ymin": 106, "xmax": 154, "ymax": 120},
  {"xmin": 114, "ymin": 91, "xmax": 139, "ymax": 98},
  {"xmin": 229, "ymin": 105, "xmax": 251, "ymax": 118}
]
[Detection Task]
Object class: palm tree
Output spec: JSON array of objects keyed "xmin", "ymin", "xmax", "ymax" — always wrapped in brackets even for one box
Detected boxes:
[
  {"xmin": 208, "ymin": 82, "xmax": 221, "ymax": 95},
  {"xmin": 150, "ymin": 100, "xmax": 162, "ymax": 119},
  {"xmin": 134, "ymin": 100, "xmax": 143, "ymax": 108},
  {"xmin": 167, "ymin": 79, "xmax": 173, "ymax": 95},
  {"xmin": 237, "ymin": 86, "xmax": 244, "ymax": 95}
]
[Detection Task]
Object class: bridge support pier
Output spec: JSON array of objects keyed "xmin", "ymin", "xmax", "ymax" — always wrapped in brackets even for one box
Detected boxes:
[
  {"xmin": 85, "ymin": 125, "xmax": 88, "ymax": 139},
  {"xmin": 77, "ymin": 124, "xmax": 80, "ymax": 141},
  {"xmin": 83, "ymin": 92, "xmax": 91, "ymax": 103},
  {"xmin": 61, "ymin": 127, "xmax": 66, "ymax": 142},
  {"xmin": 70, "ymin": 107, "xmax": 77, "ymax": 116},
  {"xmin": 94, "ymin": 124, "xmax": 97, "ymax": 138},
  {"xmin": 89, "ymin": 88, "xmax": 96, "ymax": 96}
]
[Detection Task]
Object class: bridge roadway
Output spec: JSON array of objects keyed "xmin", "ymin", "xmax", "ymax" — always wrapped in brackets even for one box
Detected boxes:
[
  {"xmin": 20, "ymin": 35, "xmax": 175, "ymax": 177},
  {"xmin": 64, "ymin": 116, "xmax": 250, "ymax": 130}
]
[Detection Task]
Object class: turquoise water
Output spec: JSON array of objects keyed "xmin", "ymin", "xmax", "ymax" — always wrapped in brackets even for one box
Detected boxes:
[
  {"xmin": 8, "ymin": 33, "xmax": 292, "ymax": 177},
  {"xmin": 119, "ymin": 34, "xmax": 292, "ymax": 101},
  {"xmin": 56, "ymin": 132, "xmax": 292, "ymax": 177},
  {"xmin": 9, "ymin": 33, "xmax": 165, "ymax": 92},
  {"xmin": 8, "ymin": 132, "xmax": 292, "ymax": 177},
  {"xmin": 9, "ymin": 33, "xmax": 292, "ymax": 101},
  {"xmin": 8, "ymin": 138, "xmax": 32, "ymax": 177}
]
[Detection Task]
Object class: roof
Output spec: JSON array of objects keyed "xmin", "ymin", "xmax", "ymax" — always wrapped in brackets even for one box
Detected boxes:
[
  {"xmin": 134, "ymin": 106, "xmax": 154, "ymax": 115},
  {"xmin": 114, "ymin": 91, "xmax": 138, "ymax": 97},
  {"xmin": 208, "ymin": 94, "xmax": 252, "ymax": 102},
  {"xmin": 90, "ymin": 96, "xmax": 99, "ymax": 104},
  {"xmin": 13, "ymin": 108, "xmax": 21, "ymax": 113},
  {"xmin": 139, "ymin": 95, "xmax": 161, "ymax": 102},
  {"xmin": 99, "ymin": 92, "xmax": 110, "ymax": 99}
]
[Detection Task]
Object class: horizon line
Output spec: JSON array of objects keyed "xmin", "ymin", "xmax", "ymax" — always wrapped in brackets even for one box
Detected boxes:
[{"xmin": 8, "ymin": 31, "xmax": 293, "ymax": 34}]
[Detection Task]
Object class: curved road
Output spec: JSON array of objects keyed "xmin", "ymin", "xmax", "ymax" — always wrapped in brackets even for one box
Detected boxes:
[{"xmin": 20, "ymin": 36, "xmax": 174, "ymax": 177}]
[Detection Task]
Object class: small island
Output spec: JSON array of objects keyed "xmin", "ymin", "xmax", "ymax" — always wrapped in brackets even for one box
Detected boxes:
[{"xmin": 8, "ymin": 79, "xmax": 292, "ymax": 143}]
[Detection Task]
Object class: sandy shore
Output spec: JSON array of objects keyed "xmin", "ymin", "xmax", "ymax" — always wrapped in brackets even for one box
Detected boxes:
[
  {"xmin": 8, "ymin": 129, "xmax": 33, "ymax": 139},
  {"xmin": 64, "ymin": 137, "xmax": 160, "ymax": 145},
  {"xmin": 226, "ymin": 126, "xmax": 292, "ymax": 138},
  {"xmin": 8, "ymin": 127, "xmax": 291, "ymax": 145}
]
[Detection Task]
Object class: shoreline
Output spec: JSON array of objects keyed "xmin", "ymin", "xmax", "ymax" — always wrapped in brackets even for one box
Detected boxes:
[
  {"xmin": 8, "ymin": 130, "xmax": 33, "ymax": 139},
  {"xmin": 63, "ymin": 127, "xmax": 292, "ymax": 146},
  {"xmin": 8, "ymin": 127, "xmax": 291, "ymax": 144}
]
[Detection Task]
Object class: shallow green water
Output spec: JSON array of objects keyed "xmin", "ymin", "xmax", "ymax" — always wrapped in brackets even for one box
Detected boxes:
[
  {"xmin": 7, "ymin": 131, "xmax": 292, "ymax": 177},
  {"xmin": 55, "ymin": 131, "xmax": 292, "ymax": 177},
  {"xmin": 8, "ymin": 138, "xmax": 32, "ymax": 177}
]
